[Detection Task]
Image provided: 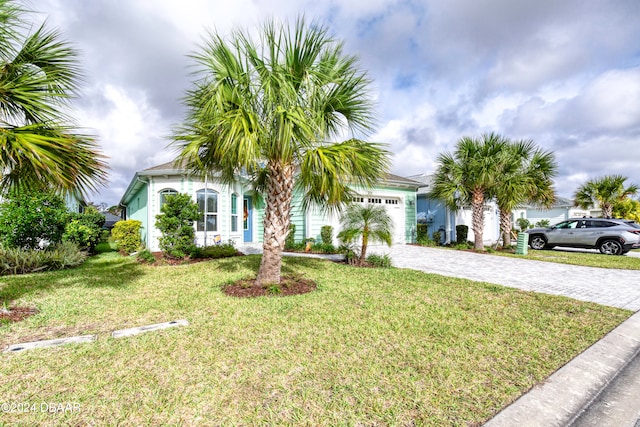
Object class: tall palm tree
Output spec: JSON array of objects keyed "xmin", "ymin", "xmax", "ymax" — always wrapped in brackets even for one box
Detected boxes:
[
  {"xmin": 337, "ymin": 204, "xmax": 393, "ymax": 265},
  {"xmin": 0, "ymin": 0, "xmax": 108, "ymax": 196},
  {"xmin": 574, "ymin": 175, "xmax": 638, "ymax": 218},
  {"xmin": 173, "ymin": 17, "xmax": 390, "ymax": 285},
  {"xmin": 429, "ymin": 133, "xmax": 508, "ymax": 251},
  {"xmin": 493, "ymin": 139, "xmax": 557, "ymax": 247}
]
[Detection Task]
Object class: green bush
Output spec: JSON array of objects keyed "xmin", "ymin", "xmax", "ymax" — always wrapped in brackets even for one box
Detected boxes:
[
  {"xmin": 136, "ymin": 249, "xmax": 156, "ymax": 264},
  {"xmin": 285, "ymin": 223, "xmax": 296, "ymax": 250},
  {"xmin": 417, "ymin": 237, "xmax": 436, "ymax": 247},
  {"xmin": 111, "ymin": 220, "xmax": 142, "ymax": 255},
  {"xmin": 190, "ymin": 243, "xmax": 238, "ymax": 259},
  {"xmin": 0, "ymin": 190, "xmax": 69, "ymax": 249},
  {"xmin": 338, "ymin": 244, "xmax": 358, "ymax": 265},
  {"xmin": 63, "ymin": 220, "xmax": 100, "ymax": 252},
  {"xmin": 432, "ymin": 230, "xmax": 442, "ymax": 245},
  {"xmin": 366, "ymin": 253, "xmax": 392, "ymax": 268},
  {"xmin": 0, "ymin": 242, "xmax": 86, "ymax": 275},
  {"xmin": 516, "ymin": 218, "xmax": 531, "ymax": 231},
  {"xmin": 155, "ymin": 193, "xmax": 200, "ymax": 259},
  {"xmin": 320, "ymin": 225, "xmax": 333, "ymax": 245},
  {"xmin": 455, "ymin": 225, "xmax": 468, "ymax": 244},
  {"xmin": 416, "ymin": 224, "xmax": 428, "ymax": 242},
  {"xmin": 311, "ymin": 242, "xmax": 337, "ymax": 254}
]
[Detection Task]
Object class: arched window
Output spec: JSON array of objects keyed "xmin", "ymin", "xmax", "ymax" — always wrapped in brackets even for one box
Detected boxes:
[
  {"xmin": 159, "ymin": 189, "xmax": 177, "ymax": 209},
  {"xmin": 231, "ymin": 193, "xmax": 238, "ymax": 232},
  {"xmin": 196, "ymin": 189, "xmax": 218, "ymax": 232}
]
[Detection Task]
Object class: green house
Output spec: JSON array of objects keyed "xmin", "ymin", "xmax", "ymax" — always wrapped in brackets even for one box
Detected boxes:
[{"xmin": 119, "ymin": 160, "xmax": 419, "ymax": 251}]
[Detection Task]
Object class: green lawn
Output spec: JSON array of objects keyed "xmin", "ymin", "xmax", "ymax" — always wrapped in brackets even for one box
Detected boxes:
[
  {"xmin": 487, "ymin": 247, "xmax": 640, "ymax": 270},
  {"xmin": 0, "ymin": 251, "xmax": 631, "ymax": 426}
]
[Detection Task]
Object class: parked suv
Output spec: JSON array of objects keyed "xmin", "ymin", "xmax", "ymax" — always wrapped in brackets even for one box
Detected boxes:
[{"xmin": 525, "ymin": 218, "xmax": 640, "ymax": 255}]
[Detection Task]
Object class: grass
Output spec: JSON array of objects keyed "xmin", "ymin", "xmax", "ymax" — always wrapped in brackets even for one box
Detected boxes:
[
  {"xmin": 0, "ymin": 252, "xmax": 631, "ymax": 426},
  {"xmin": 487, "ymin": 247, "xmax": 640, "ymax": 270}
]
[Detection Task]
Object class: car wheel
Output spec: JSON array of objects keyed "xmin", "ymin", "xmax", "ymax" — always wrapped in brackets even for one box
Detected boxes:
[
  {"xmin": 599, "ymin": 239, "xmax": 622, "ymax": 255},
  {"xmin": 529, "ymin": 235, "xmax": 547, "ymax": 250}
]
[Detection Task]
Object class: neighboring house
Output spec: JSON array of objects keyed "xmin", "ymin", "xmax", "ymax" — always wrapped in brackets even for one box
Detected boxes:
[
  {"xmin": 408, "ymin": 172, "xmax": 501, "ymax": 244},
  {"xmin": 409, "ymin": 173, "xmax": 602, "ymax": 244},
  {"xmin": 513, "ymin": 197, "xmax": 602, "ymax": 228},
  {"xmin": 103, "ymin": 212, "xmax": 121, "ymax": 230},
  {"xmin": 63, "ymin": 192, "xmax": 86, "ymax": 213},
  {"xmin": 119, "ymin": 160, "xmax": 419, "ymax": 252}
]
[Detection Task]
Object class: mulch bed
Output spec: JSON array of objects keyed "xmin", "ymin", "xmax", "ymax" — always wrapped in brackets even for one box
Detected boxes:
[
  {"xmin": 0, "ymin": 307, "xmax": 39, "ymax": 324},
  {"xmin": 144, "ymin": 252, "xmax": 244, "ymax": 266},
  {"xmin": 224, "ymin": 275, "xmax": 317, "ymax": 298}
]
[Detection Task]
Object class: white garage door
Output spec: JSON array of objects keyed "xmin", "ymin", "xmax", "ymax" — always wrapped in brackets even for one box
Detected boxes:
[{"xmin": 357, "ymin": 196, "xmax": 406, "ymax": 244}]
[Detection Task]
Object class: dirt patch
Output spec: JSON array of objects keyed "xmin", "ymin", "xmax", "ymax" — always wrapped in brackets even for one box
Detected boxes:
[
  {"xmin": 223, "ymin": 275, "xmax": 317, "ymax": 298},
  {"xmin": 0, "ymin": 306, "xmax": 39, "ymax": 324}
]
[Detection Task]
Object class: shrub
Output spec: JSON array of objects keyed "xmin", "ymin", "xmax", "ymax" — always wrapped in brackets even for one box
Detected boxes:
[
  {"xmin": 63, "ymin": 220, "xmax": 101, "ymax": 252},
  {"xmin": 111, "ymin": 220, "xmax": 142, "ymax": 255},
  {"xmin": 366, "ymin": 253, "xmax": 392, "ymax": 268},
  {"xmin": 0, "ymin": 242, "xmax": 86, "ymax": 275},
  {"xmin": 136, "ymin": 249, "xmax": 156, "ymax": 264},
  {"xmin": 0, "ymin": 190, "xmax": 69, "ymax": 249},
  {"xmin": 320, "ymin": 225, "xmax": 333, "ymax": 245},
  {"xmin": 155, "ymin": 193, "xmax": 200, "ymax": 259},
  {"xmin": 417, "ymin": 224, "xmax": 428, "ymax": 242},
  {"xmin": 455, "ymin": 225, "xmax": 468, "ymax": 244},
  {"xmin": 338, "ymin": 244, "xmax": 358, "ymax": 265},
  {"xmin": 285, "ymin": 223, "xmax": 296, "ymax": 250},
  {"xmin": 516, "ymin": 218, "xmax": 531, "ymax": 231},
  {"xmin": 432, "ymin": 230, "xmax": 442, "ymax": 245},
  {"xmin": 190, "ymin": 244, "xmax": 237, "ymax": 259},
  {"xmin": 311, "ymin": 242, "xmax": 337, "ymax": 254}
]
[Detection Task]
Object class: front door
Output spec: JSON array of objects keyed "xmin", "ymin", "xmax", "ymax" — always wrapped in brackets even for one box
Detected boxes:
[{"xmin": 243, "ymin": 196, "xmax": 253, "ymax": 242}]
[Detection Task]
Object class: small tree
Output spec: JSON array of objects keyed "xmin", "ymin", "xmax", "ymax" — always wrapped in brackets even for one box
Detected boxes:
[
  {"xmin": 0, "ymin": 190, "xmax": 68, "ymax": 249},
  {"xmin": 337, "ymin": 204, "xmax": 393, "ymax": 266},
  {"xmin": 320, "ymin": 225, "xmax": 333, "ymax": 245},
  {"xmin": 155, "ymin": 193, "xmax": 200, "ymax": 259}
]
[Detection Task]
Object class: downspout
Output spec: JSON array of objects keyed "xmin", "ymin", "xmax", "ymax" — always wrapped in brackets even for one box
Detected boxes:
[{"xmin": 203, "ymin": 175, "xmax": 208, "ymax": 247}]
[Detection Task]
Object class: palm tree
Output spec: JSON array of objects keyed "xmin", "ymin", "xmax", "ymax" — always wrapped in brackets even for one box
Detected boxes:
[
  {"xmin": 0, "ymin": 0, "xmax": 108, "ymax": 196},
  {"xmin": 173, "ymin": 17, "xmax": 390, "ymax": 285},
  {"xmin": 337, "ymin": 204, "xmax": 392, "ymax": 265},
  {"xmin": 493, "ymin": 139, "xmax": 557, "ymax": 247},
  {"xmin": 429, "ymin": 133, "xmax": 509, "ymax": 251},
  {"xmin": 574, "ymin": 175, "xmax": 638, "ymax": 218}
]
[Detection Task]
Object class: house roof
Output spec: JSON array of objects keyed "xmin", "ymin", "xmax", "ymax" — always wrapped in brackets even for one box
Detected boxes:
[{"xmin": 120, "ymin": 159, "xmax": 420, "ymax": 206}]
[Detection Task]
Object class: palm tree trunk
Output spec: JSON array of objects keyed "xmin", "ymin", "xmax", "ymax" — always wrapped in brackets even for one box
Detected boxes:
[
  {"xmin": 359, "ymin": 226, "xmax": 369, "ymax": 265},
  {"xmin": 601, "ymin": 203, "xmax": 613, "ymax": 218},
  {"xmin": 500, "ymin": 208, "xmax": 512, "ymax": 247},
  {"xmin": 471, "ymin": 188, "xmax": 485, "ymax": 251},
  {"xmin": 256, "ymin": 161, "xmax": 295, "ymax": 286}
]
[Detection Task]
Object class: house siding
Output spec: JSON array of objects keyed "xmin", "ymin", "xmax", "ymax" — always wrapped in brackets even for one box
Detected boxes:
[{"xmin": 120, "ymin": 164, "xmax": 418, "ymax": 250}]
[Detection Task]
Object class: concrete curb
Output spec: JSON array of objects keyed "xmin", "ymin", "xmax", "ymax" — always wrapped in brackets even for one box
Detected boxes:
[
  {"xmin": 4, "ymin": 319, "xmax": 189, "ymax": 353},
  {"xmin": 484, "ymin": 311, "xmax": 640, "ymax": 426},
  {"xmin": 111, "ymin": 319, "xmax": 189, "ymax": 338},
  {"xmin": 4, "ymin": 335, "xmax": 96, "ymax": 353}
]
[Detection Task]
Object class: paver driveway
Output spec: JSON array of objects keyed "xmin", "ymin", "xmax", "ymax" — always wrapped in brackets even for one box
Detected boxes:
[{"xmin": 370, "ymin": 245, "xmax": 640, "ymax": 311}]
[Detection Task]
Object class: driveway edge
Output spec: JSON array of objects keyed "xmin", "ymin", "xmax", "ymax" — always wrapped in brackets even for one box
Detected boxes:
[{"xmin": 484, "ymin": 311, "xmax": 640, "ymax": 426}]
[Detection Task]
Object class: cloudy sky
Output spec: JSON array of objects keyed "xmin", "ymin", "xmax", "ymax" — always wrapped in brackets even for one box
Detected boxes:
[{"xmin": 32, "ymin": 0, "xmax": 640, "ymax": 206}]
